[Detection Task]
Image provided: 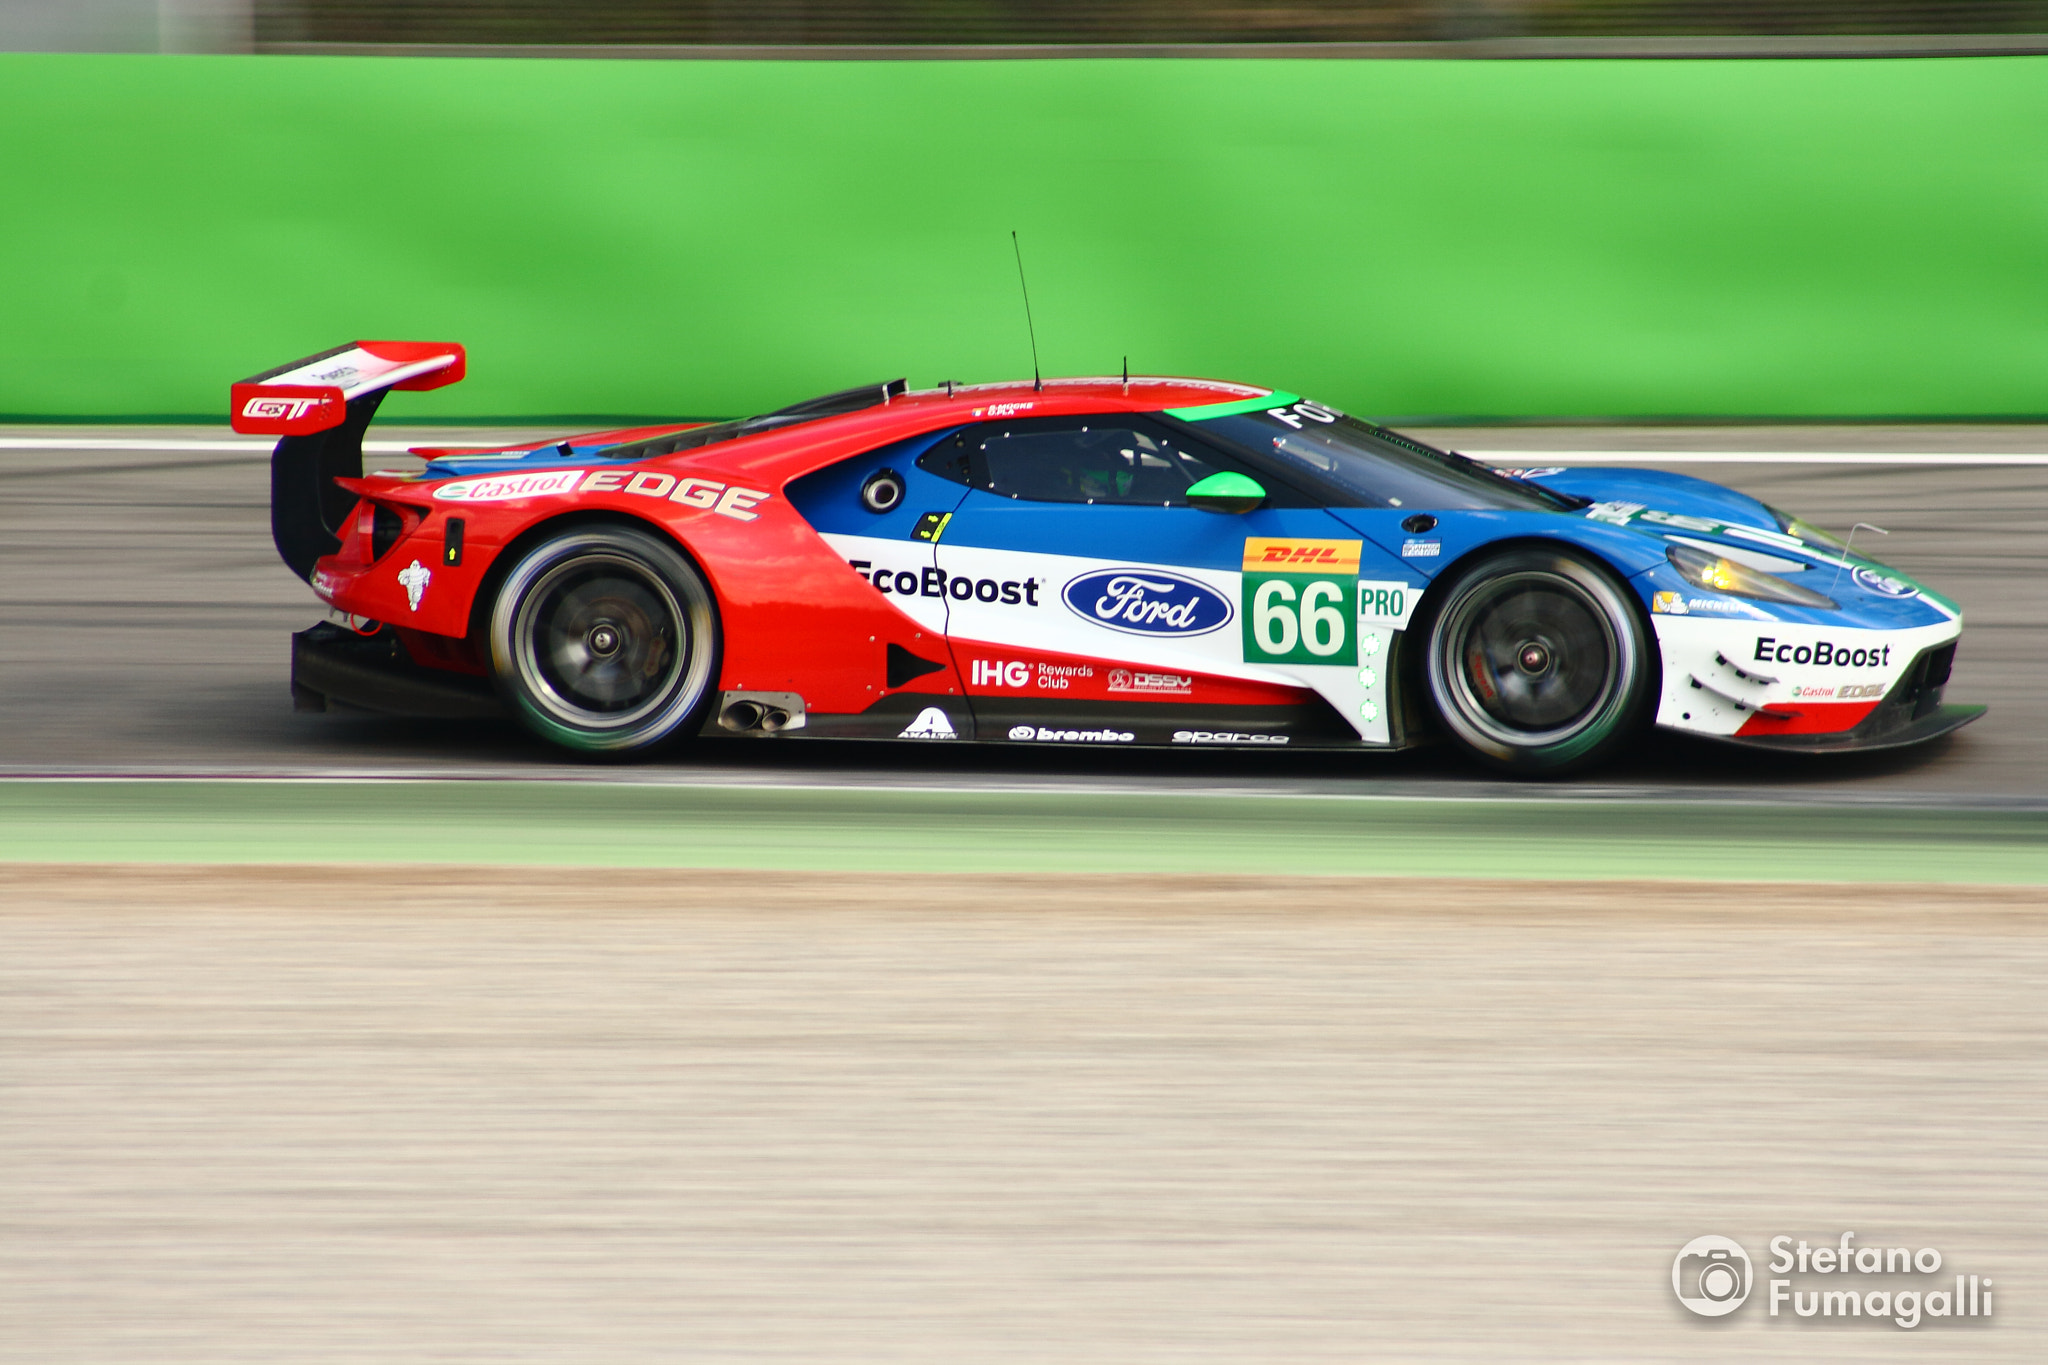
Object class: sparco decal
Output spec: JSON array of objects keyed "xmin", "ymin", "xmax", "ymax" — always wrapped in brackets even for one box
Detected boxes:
[
  {"xmin": 1063, "ymin": 569, "xmax": 1232, "ymax": 637},
  {"xmin": 1754, "ymin": 637, "xmax": 1894, "ymax": 667},
  {"xmin": 1172, "ymin": 731, "xmax": 1289, "ymax": 745},
  {"xmin": 850, "ymin": 563, "xmax": 1041, "ymax": 605}
]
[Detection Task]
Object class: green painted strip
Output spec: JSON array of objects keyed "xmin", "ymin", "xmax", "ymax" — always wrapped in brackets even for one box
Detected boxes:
[
  {"xmin": 2, "ymin": 780, "xmax": 2045, "ymax": 884},
  {"xmin": 1167, "ymin": 391, "xmax": 1299, "ymax": 421}
]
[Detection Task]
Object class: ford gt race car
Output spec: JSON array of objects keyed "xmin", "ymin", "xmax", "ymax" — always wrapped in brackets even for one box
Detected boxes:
[{"xmin": 235, "ymin": 341, "xmax": 1981, "ymax": 775}]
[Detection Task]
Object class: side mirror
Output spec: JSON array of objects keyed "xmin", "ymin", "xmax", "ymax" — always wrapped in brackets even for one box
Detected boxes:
[{"xmin": 1186, "ymin": 471, "xmax": 1266, "ymax": 514}]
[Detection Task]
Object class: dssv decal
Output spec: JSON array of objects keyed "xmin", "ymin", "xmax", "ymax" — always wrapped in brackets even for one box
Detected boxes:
[{"xmin": 1061, "ymin": 569, "xmax": 1233, "ymax": 638}]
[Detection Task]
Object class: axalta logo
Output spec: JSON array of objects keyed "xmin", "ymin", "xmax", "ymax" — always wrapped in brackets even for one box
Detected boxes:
[
  {"xmin": 1172, "ymin": 731, "xmax": 1289, "ymax": 745},
  {"xmin": 897, "ymin": 707, "xmax": 957, "ymax": 739},
  {"xmin": 241, "ymin": 395, "xmax": 327, "ymax": 421},
  {"xmin": 1063, "ymin": 568, "xmax": 1232, "ymax": 637},
  {"xmin": 1007, "ymin": 725, "xmax": 1134, "ymax": 743}
]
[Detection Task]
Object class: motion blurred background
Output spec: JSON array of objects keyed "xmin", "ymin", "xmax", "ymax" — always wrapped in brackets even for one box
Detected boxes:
[{"xmin": 6, "ymin": 0, "xmax": 2048, "ymax": 51}]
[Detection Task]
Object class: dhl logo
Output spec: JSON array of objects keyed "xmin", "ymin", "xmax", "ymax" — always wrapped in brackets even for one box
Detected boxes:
[{"xmin": 1241, "ymin": 537, "xmax": 1362, "ymax": 574}]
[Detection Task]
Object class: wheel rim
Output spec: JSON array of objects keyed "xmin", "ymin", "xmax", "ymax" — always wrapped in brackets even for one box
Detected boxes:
[
  {"xmin": 1436, "ymin": 570, "xmax": 1621, "ymax": 748},
  {"xmin": 512, "ymin": 551, "xmax": 687, "ymax": 729}
]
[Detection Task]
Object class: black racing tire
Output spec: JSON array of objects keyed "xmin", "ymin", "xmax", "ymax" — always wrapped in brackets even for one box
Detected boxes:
[
  {"xmin": 487, "ymin": 524, "xmax": 719, "ymax": 755},
  {"xmin": 1422, "ymin": 547, "xmax": 1653, "ymax": 776}
]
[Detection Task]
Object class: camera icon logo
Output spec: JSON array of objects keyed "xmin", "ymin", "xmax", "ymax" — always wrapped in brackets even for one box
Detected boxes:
[{"xmin": 1672, "ymin": 1235, "xmax": 1752, "ymax": 1316}]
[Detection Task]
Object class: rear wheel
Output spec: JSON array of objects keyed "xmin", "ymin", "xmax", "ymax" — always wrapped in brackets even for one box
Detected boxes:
[
  {"xmin": 488, "ymin": 525, "xmax": 718, "ymax": 754},
  {"xmin": 1423, "ymin": 548, "xmax": 1652, "ymax": 775}
]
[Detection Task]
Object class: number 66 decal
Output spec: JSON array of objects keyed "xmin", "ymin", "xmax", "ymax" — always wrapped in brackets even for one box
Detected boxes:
[{"xmin": 1241, "ymin": 538, "xmax": 1361, "ymax": 666}]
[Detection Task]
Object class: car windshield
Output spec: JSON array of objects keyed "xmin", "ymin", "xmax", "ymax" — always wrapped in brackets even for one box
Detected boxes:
[{"xmin": 1182, "ymin": 399, "xmax": 1582, "ymax": 513}]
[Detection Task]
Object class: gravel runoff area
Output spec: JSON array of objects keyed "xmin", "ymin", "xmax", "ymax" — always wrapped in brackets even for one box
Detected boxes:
[{"xmin": 3, "ymin": 865, "xmax": 2042, "ymax": 1364}]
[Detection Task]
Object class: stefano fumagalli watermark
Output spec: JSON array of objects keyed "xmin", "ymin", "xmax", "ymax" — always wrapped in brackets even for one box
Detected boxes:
[{"xmin": 1673, "ymin": 1232, "xmax": 1994, "ymax": 1329}]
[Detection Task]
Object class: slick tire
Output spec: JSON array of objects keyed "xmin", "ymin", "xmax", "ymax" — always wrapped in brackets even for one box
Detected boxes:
[
  {"xmin": 488, "ymin": 524, "xmax": 720, "ymax": 756},
  {"xmin": 1422, "ymin": 548, "xmax": 1654, "ymax": 776}
]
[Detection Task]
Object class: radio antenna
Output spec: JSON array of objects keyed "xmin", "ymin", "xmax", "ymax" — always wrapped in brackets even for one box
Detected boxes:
[
  {"xmin": 1828, "ymin": 522, "xmax": 1888, "ymax": 597},
  {"xmin": 1122, "ymin": 355, "xmax": 1129, "ymax": 394},
  {"xmin": 1011, "ymin": 230, "xmax": 1042, "ymax": 393}
]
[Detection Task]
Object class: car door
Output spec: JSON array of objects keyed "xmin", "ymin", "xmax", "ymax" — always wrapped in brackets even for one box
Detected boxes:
[{"xmin": 924, "ymin": 413, "xmax": 1410, "ymax": 747}]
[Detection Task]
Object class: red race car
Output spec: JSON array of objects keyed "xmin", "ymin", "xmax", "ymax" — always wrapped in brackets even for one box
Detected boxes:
[{"xmin": 236, "ymin": 341, "xmax": 1975, "ymax": 774}]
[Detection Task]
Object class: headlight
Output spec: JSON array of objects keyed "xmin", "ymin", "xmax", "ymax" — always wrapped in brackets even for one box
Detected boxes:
[{"xmin": 1667, "ymin": 544, "xmax": 1838, "ymax": 609}]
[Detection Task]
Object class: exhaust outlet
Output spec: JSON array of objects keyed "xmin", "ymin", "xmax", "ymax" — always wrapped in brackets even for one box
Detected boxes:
[
  {"xmin": 720, "ymin": 700, "xmax": 765, "ymax": 731},
  {"xmin": 713, "ymin": 690, "xmax": 807, "ymax": 735}
]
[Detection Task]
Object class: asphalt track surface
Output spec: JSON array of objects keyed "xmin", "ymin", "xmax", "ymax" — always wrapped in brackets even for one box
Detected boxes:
[{"xmin": 1, "ymin": 421, "xmax": 2043, "ymax": 804}]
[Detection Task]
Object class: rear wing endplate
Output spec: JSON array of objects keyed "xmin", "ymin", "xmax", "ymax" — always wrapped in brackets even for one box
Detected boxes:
[{"xmin": 235, "ymin": 340, "xmax": 465, "ymax": 581}]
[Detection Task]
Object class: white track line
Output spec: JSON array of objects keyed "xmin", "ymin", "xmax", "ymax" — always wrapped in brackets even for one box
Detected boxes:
[
  {"xmin": 4, "ymin": 437, "xmax": 2048, "ymax": 464},
  {"xmin": 0, "ymin": 438, "xmax": 424, "ymax": 454}
]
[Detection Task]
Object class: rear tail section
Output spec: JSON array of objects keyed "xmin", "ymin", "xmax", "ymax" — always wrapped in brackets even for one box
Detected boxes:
[{"xmin": 234, "ymin": 341, "xmax": 466, "ymax": 580}]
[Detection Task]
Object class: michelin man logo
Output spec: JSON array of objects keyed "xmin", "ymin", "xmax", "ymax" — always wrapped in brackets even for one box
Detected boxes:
[
  {"xmin": 396, "ymin": 559, "xmax": 431, "ymax": 612},
  {"xmin": 897, "ymin": 707, "xmax": 956, "ymax": 740}
]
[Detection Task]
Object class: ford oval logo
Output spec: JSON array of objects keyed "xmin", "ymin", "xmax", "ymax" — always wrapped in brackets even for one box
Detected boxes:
[
  {"xmin": 1851, "ymin": 565, "xmax": 1917, "ymax": 599},
  {"xmin": 1062, "ymin": 568, "xmax": 1233, "ymax": 637}
]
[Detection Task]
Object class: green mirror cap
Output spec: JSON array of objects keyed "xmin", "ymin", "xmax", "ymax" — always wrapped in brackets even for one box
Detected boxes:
[{"xmin": 1186, "ymin": 470, "xmax": 1266, "ymax": 513}]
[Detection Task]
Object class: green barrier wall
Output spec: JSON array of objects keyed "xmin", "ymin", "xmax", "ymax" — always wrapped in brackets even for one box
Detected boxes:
[{"xmin": 2, "ymin": 52, "xmax": 2044, "ymax": 421}]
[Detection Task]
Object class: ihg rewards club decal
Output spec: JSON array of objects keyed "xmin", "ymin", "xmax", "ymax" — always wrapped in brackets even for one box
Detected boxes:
[{"xmin": 1672, "ymin": 1232, "xmax": 1995, "ymax": 1330}]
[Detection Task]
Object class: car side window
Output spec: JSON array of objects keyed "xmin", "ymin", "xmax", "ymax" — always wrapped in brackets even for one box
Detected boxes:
[{"xmin": 930, "ymin": 417, "xmax": 1243, "ymax": 507}]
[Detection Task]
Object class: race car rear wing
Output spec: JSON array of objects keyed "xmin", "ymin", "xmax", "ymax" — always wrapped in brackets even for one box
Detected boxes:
[{"xmin": 233, "ymin": 341, "xmax": 465, "ymax": 581}]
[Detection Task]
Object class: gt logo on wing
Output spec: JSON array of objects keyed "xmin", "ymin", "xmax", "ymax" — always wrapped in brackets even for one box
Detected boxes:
[{"xmin": 241, "ymin": 396, "xmax": 326, "ymax": 421}]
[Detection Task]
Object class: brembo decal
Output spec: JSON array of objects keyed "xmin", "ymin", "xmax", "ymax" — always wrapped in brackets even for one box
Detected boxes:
[{"xmin": 1061, "ymin": 568, "xmax": 1233, "ymax": 637}]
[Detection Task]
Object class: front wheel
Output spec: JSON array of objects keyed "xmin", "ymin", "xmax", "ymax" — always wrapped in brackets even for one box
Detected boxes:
[
  {"xmin": 488, "ymin": 524, "xmax": 719, "ymax": 754},
  {"xmin": 1423, "ymin": 548, "xmax": 1653, "ymax": 776}
]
